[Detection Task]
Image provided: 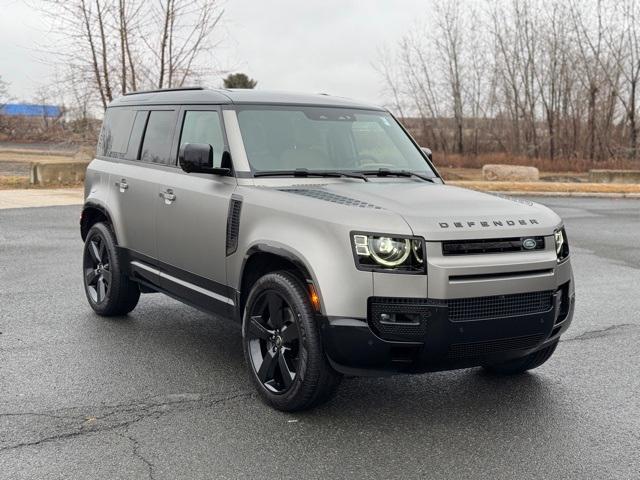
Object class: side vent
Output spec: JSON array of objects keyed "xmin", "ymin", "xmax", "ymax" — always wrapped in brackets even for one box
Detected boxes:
[{"xmin": 226, "ymin": 196, "xmax": 242, "ymax": 256}]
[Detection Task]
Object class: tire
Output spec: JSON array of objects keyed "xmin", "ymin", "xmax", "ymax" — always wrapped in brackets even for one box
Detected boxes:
[
  {"xmin": 483, "ymin": 340, "xmax": 559, "ymax": 375},
  {"xmin": 242, "ymin": 271, "xmax": 342, "ymax": 412},
  {"xmin": 82, "ymin": 222, "xmax": 140, "ymax": 316}
]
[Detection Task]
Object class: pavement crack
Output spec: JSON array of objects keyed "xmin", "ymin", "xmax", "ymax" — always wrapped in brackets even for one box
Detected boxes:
[
  {"xmin": 119, "ymin": 431, "xmax": 156, "ymax": 480},
  {"xmin": 561, "ymin": 323, "xmax": 637, "ymax": 343},
  {"xmin": 0, "ymin": 390, "xmax": 254, "ymax": 453}
]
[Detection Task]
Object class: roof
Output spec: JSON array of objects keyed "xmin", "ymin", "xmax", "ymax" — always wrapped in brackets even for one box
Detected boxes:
[
  {"xmin": 108, "ymin": 88, "xmax": 385, "ymax": 111},
  {"xmin": 0, "ymin": 103, "xmax": 62, "ymax": 117}
]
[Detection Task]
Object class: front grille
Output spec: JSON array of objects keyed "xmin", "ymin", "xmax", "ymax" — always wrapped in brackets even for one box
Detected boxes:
[
  {"xmin": 446, "ymin": 333, "xmax": 545, "ymax": 360},
  {"xmin": 442, "ymin": 236, "xmax": 545, "ymax": 255},
  {"xmin": 448, "ymin": 290, "xmax": 553, "ymax": 322}
]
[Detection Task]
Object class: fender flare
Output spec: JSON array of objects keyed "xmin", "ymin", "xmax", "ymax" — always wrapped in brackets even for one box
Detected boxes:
[
  {"xmin": 80, "ymin": 201, "xmax": 116, "ymax": 241},
  {"xmin": 238, "ymin": 242, "xmax": 324, "ymax": 314}
]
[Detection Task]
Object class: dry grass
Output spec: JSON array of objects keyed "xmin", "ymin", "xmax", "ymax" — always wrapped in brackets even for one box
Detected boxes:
[
  {"xmin": 0, "ymin": 176, "xmax": 30, "ymax": 189},
  {"xmin": 450, "ymin": 180, "xmax": 640, "ymax": 194},
  {"xmin": 0, "ymin": 176, "xmax": 84, "ymax": 190},
  {"xmin": 0, "ymin": 151, "xmax": 75, "ymax": 164}
]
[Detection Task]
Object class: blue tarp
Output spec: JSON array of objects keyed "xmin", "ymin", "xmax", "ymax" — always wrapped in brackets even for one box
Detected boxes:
[{"xmin": 0, "ymin": 103, "xmax": 62, "ymax": 118}]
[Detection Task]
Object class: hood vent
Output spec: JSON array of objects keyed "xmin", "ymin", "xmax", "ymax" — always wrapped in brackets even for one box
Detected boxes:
[{"xmin": 279, "ymin": 188, "xmax": 382, "ymax": 209}]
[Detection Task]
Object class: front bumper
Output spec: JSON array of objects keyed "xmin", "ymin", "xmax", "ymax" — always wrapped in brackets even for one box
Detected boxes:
[{"xmin": 321, "ymin": 283, "xmax": 575, "ymax": 376}]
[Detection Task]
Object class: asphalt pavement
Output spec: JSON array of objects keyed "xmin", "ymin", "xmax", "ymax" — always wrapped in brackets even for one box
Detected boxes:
[{"xmin": 1, "ymin": 198, "xmax": 639, "ymax": 479}]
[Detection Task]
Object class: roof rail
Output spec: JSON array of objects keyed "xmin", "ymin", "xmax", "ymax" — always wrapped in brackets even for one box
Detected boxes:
[{"xmin": 123, "ymin": 86, "xmax": 206, "ymax": 96}]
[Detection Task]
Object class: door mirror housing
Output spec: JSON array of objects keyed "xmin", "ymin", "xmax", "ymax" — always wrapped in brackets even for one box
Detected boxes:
[
  {"xmin": 179, "ymin": 143, "xmax": 230, "ymax": 175},
  {"xmin": 421, "ymin": 147, "xmax": 433, "ymax": 161}
]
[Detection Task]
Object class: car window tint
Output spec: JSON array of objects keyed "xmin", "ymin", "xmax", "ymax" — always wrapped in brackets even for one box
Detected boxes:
[
  {"xmin": 97, "ymin": 108, "xmax": 136, "ymax": 158},
  {"xmin": 351, "ymin": 121, "xmax": 406, "ymax": 167},
  {"xmin": 236, "ymin": 107, "xmax": 433, "ymax": 174},
  {"xmin": 126, "ymin": 111, "xmax": 149, "ymax": 161},
  {"xmin": 140, "ymin": 110, "xmax": 176, "ymax": 165},
  {"xmin": 179, "ymin": 111, "xmax": 224, "ymax": 167}
]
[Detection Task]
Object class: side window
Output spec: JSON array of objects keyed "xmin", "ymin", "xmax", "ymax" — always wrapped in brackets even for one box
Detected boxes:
[
  {"xmin": 125, "ymin": 111, "xmax": 149, "ymax": 161},
  {"xmin": 140, "ymin": 110, "xmax": 176, "ymax": 165},
  {"xmin": 179, "ymin": 111, "xmax": 225, "ymax": 167},
  {"xmin": 97, "ymin": 108, "xmax": 136, "ymax": 158}
]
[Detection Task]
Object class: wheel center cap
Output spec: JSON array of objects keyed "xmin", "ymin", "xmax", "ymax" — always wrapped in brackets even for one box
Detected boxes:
[{"xmin": 275, "ymin": 336, "xmax": 283, "ymax": 349}]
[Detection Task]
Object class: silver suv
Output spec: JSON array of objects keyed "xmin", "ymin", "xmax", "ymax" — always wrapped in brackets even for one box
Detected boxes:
[{"xmin": 81, "ymin": 88, "xmax": 574, "ymax": 411}]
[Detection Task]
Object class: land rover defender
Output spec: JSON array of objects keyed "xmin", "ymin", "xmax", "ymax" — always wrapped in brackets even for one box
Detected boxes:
[{"xmin": 81, "ymin": 88, "xmax": 574, "ymax": 411}]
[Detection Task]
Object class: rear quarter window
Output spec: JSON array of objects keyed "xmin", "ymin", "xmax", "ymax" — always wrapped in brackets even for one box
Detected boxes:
[{"xmin": 97, "ymin": 108, "xmax": 136, "ymax": 158}]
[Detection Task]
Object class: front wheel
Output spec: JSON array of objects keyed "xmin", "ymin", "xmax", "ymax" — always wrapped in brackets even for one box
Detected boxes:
[
  {"xmin": 483, "ymin": 340, "xmax": 559, "ymax": 375},
  {"xmin": 82, "ymin": 222, "xmax": 140, "ymax": 316},
  {"xmin": 242, "ymin": 271, "xmax": 341, "ymax": 412}
]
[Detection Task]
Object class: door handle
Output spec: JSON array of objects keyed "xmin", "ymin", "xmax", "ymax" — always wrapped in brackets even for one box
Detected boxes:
[
  {"xmin": 115, "ymin": 179, "xmax": 128, "ymax": 193},
  {"xmin": 160, "ymin": 189, "xmax": 176, "ymax": 204}
]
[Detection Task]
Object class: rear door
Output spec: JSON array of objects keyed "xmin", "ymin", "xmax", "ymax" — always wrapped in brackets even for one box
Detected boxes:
[
  {"xmin": 101, "ymin": 107, "xmax": 164, "ymax": 260},
  {"xmin": 155, "ymin": 106, "xmax": 237, "ymax": 315}
]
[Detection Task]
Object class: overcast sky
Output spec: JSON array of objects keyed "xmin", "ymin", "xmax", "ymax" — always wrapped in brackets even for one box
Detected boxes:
[{"xmin": 0, "ymin": 0, "xmax": 428, "ymax": 106}]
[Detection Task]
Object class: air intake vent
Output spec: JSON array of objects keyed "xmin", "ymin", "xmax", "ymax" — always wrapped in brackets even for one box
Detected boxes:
[
  {"xmin": 368, "ymin": 297, "xmax": 444, "ymax": 341},
  {"xmin": 446, "ymin": 334, "xmax": 545, "ymax": 360},
  {"xmin": 279, "ymin": 188, "xmax": 382, "ymax": 209},
  {"xmin": 226, "ymin": 196, "xmax": 242, "ymax": 256},
  {"xmin": 448, "ymin": 290, "xmax": 553, "ymax": 322},
  {"xmin": 442, "ymin": 236, "xmax": 545, "ymax": 255}
]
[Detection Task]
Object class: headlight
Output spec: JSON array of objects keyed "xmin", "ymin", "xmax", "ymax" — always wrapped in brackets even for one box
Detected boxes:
[
  {"xmin": 554, "ymin": 227, "xmax": 570, "ymax": 262},
  {"xmin": 352, "ymin": 233, "xmax": 426, "ymax": 272}
]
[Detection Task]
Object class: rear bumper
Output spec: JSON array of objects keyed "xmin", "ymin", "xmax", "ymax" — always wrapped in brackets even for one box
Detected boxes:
[{"xmin": 321, "ymin": 284, "xmax": 574, "ymax": 376}]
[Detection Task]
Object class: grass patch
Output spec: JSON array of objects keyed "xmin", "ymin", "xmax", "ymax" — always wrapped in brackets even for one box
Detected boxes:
[{"xmin": 450, "ymin": 180, "xmax": 640, "ymax": 194}]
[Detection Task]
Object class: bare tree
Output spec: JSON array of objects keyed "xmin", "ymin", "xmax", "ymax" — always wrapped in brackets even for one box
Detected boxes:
[
  {"xmin": 0, "ymin": 75, "xmax": 9, "ymax": 109},
  {"xmin": 35, "ymin": 0, "xmax": 225, "ymax": 110},
  {"xmin": 380, "ymin": 0, "xmax": 640, "ymax": 168}
]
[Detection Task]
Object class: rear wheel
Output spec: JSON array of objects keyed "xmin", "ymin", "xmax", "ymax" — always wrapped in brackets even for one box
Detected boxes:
[
  {"xmin": 242, "ymin": 271, "xmax": 341, "ymax": 412},
  {"xmin": 483, "ymin": 340, "xmax": 559, "ymax": 375},
  {"xmin": 82, "ymin": 222, "xmax": 140, "ymax": 316}
]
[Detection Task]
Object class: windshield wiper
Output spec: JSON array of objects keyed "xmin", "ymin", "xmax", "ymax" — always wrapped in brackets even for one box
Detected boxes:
[
  {"xmin": 358, "ymin": 168, "xmax": 436, "ymax": 183},
  {"xmin": 254, "ymin": 168, "xmax": 369, "ymax": 182}
]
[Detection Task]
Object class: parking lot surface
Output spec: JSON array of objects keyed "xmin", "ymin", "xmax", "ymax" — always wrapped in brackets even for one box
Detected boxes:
[{"xmin": 1, "ymin": 197, "xmax": 639, "ymax": 479}]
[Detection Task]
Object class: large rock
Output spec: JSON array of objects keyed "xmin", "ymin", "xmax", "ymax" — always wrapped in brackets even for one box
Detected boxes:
[
  {"xmin": 30, "ymin": 162, "xmax": 88, "ymax": 185},
  {"xmin": 482, "ymin": 164, "xmax": 539, "ymax": 182}
]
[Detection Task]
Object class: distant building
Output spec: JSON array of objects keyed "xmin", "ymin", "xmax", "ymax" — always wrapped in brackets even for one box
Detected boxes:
[{"xmin": 0, "ymin": 103, "xmax": 62, "ymax": 118}]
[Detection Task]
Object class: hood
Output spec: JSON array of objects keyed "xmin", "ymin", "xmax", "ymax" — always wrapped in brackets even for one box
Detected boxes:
[{"xmin": 275, "ymin": 181, "xmax": 562, "ymax": 240}]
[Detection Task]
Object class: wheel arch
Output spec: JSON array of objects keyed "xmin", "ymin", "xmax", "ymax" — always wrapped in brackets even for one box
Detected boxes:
[
  {"xmin": 80, "ymin": 202, "xmax": 116, "ymax": 241},
  {"xmin": 237, "ymin": 244, "xmax": 323, "ymax": 320}
]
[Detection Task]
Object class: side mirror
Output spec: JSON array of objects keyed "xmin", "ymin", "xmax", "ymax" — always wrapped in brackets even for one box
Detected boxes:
[
  {"xmin": 179, "ymin": 143, "xmax": 230, "ymax": 175},
  {"xmin": 421, "ymin": 147, "xmax": 433, "ymax": 161}
]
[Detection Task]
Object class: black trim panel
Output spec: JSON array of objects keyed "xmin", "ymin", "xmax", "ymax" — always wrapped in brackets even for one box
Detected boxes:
[
  {"xmin": 226, "ymin": 195, "xmax": 242, "ymax": 255},
  {"xmin": 120, "ymin": 248, "xmax": 238, "ymax": 319}
]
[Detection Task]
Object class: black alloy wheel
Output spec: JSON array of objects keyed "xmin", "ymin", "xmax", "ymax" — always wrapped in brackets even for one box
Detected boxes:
[
  {"xmin": 247, "ymin": 290, "xmax": 301, "ymax": 393},
  {"xmin": 84, "ymin": 232, "xmax": 112, "ymax": 304},
  {"xmin": 242, "ymin": 271, "xmax": 342, "ymax": 411},
  {"xmin": 82, "ymin": 222, "xmax": 140, "ymax": 316}
]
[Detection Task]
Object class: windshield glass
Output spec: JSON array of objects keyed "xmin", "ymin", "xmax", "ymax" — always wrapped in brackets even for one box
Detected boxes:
[{"xmin": 236, "ymin": 106, "xmax": 435, "ymax": 175}]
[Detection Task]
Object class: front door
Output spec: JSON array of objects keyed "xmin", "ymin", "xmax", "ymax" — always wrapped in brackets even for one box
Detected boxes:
[{"xmin": 155, "ymin": 107, "xmax": 237, "ymax": 315}]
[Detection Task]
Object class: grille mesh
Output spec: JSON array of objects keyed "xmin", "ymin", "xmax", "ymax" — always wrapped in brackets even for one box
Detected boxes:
[
  {"xmin": 446, "ymin": 334, "xmax": 545, "ymax": 360},
  {"xmin": 368, "ymin": 298, "xmax": 443, "ymax": 341},
  {"xmin": 225, "ymin": 197, "xmax": 242, "ymax": 255},
  {"xmin": 448, "ymin": 290, "xmax": 553, "ymax": 322}
]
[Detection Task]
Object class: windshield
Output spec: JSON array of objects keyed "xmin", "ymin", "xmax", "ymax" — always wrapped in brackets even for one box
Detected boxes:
[{"xmin": 236, "ymin": 106, "xmax": 435, "ymax": 176}]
